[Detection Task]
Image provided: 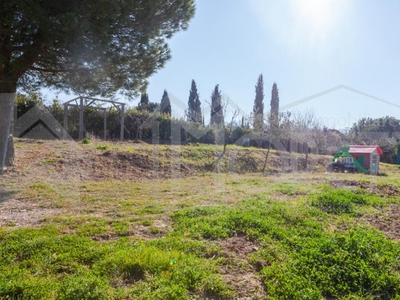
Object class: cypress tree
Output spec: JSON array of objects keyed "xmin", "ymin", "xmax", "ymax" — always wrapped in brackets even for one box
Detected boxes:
[
  {"xmin": 160, "ymin": 89, "xmax": 172, "ymax": 115},
  {"xmin": 210, "ymin": 85, "xmax": 224, "ymax": 126},
  {"xmin": 270, "ymin": 82, "xmax": 280, "ymax": 129},
  {"xmin": 194, "ymin": 93, "xmax": 202, "ymax": 123},
  {"xmin": 187, "ymin": 80, "xmax": 202, "ymax": 122},
  {"xmin": 138, "ymin": 93, "xmax": 149, "ymax": 111},
  {"xmin": 253, "ymin": 74, "xmax": 264, "ymax": 131},
  {"xmin": 140, "ymin": 93, "xmax": 149, "ymax": 106}
]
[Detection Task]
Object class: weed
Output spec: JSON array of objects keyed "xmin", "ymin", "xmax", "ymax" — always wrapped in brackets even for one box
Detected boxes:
[
  {"xmin": 312, "ymin": 188, "xmax": 384, "ymax": 214},
  {"xmin": 43, "ymin": 158, "xmax": 57, "ymax": 163},
  {"xmin": 150, "ymin": 226, "xmax": 160, "ymax": 234},
  {"xmin": 96, "ymin": 144, "xmax": 111, "ymax": 150},
  {"xmin": 81, "ymin": 138, "xmax": 90, "ymax": 144},
  {"xmin": 142, "ymin": 219, "xmax": 153, "ymax": 226}
]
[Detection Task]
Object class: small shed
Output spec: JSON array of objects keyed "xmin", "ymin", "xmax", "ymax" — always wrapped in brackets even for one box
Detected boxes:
[{"xmin": 348, "ymin": 145, "xmax": 383, "ymax": 174}]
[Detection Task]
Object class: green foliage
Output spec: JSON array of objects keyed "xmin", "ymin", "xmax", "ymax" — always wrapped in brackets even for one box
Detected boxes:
[
  {"xmin": 262, "ymin": 229, "xmax": 400, "ymax": 299},
  {"xmin": 0, "ymin": 229, "xmax": 231, "ymax": 299},
  {"xmin": 210, "ymin": 85, "xmax": 224, "ymax": 126},
  {"xmin": 160, "ymin": 90, "xmax": 172, "ymax": 115},
  {"xmin": 81, "ymin": 138, "xmax": 90, "ymax": 144},
  {"xmin": 96, "ymin": 144, "xmax": 111, "ymax": 150},
  {"xmin": 15, "ymin": 93, "xmax": 44, "ymax": 118},
  {"xmin": 171, "ymin": 194, "xmax": 400, "ymax": 299},
  {"xmin": 187, "ymin": 79, "xmax": 202, "ymax": 123},
  {"xmin": 270, "ymin": 82, "xmax": 280, "ymax": 129},
  {"xmin": 2, "ymin": 0, "xmax": 195, "ymax": 96},
  {"xmin": 348, "ymin": 116, "xmax": 400, "ymax": 163},
  {"xmin": 253, "ymin": 74, "xmax": 264, "ymax": 131},
  {"xmin": 312, "ymin": 188, "xmax": 383, "ymax": 214}
]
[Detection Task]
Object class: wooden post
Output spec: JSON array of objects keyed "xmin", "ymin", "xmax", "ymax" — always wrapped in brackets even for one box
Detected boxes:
[
  {"xmin": 120, "ymin": 104, "xmax": 125, "ymax": 141},
  {"xmin": 63, "ymin": 103, "xmax": 68, "ymax": 140},
  {"xmin": 103, "ymin": 108, "xmax": 107, "ymax": 140},
  {"xmin": 79, "ymin": 96, "xmax": 84, "ymax": 140}
]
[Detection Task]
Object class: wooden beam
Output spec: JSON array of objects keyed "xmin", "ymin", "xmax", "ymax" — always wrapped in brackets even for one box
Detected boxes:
[
  {"xmin": 84, "ymin": 96, "xmax": 125, "ymax": 106},
  {"xmin": 67, "ymin": 104, "xmax": 105, "ymax": 111},
  {"xmin": 63, "ymin": 97, "xmax": 81, "ymax": 105},
  {"xmin": 86, "ymin": 100, "xmax": 96, "ymax": 107}
]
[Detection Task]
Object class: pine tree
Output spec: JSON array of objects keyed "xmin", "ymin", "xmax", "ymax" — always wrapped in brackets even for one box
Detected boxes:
[
  {"xmin": 187, "ymin": 80, "xmax": 202, "ymax": 123},
  {"xmin": 160, "ymin": 90, "xmax": 172, "ymax": 115},
  {"xmin": 253, "ymin": 74, "xmax": 264, "ymax": 131},
  {"xmin": 270, "ymin": 82, "xmax": 280, "ymax": 129},
  {"xmin": 0, "ymin": 0, "xmax": 195, "ymax": 173},
  {"xmin": 210, "ymin": 85, "xmax": 224, "ymax": 126}
]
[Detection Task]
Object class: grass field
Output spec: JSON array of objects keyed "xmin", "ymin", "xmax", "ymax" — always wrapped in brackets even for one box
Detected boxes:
[{"xmin": 1, "ymin": 139, "xmax": 400, "ymax": 299}]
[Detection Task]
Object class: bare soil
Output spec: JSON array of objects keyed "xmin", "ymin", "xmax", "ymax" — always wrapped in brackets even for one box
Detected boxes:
[
  {"xmin": 217, "ymin": 236, "xmax": 268, "ymax": 299},
  {"xmin": 366, "ymin": 204, "xmax": 400, "ymax": 240},
  {"xmin": 330, "ymin": 179, "xmax": 400, "ymax": 196}
]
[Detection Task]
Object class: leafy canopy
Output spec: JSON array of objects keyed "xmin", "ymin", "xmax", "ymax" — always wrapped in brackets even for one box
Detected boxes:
[{"xmin": 0, "ymin": 0, "xmax": 195, "ymax": 95}]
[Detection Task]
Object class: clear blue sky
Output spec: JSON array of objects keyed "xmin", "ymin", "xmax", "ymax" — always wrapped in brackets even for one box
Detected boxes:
[{"xmin": 47, "ymin": 0, "xmax": 400, "ymax": 129}]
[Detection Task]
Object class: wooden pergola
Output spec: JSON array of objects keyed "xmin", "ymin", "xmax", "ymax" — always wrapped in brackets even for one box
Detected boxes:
[{"xmin": 63, "ymin": 96, "xmax": 126, "ymax": 141}]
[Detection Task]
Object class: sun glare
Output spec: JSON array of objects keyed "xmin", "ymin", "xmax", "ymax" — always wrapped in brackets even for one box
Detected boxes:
[{"xmin": 296, "ymin": 0, "xmax": 341, "ymax": 38}]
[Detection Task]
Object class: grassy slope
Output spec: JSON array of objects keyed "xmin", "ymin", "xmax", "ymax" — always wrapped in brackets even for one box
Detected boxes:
[{"xmin": 1, "ymin": 139, "xmax": 400, "ymax": 299}]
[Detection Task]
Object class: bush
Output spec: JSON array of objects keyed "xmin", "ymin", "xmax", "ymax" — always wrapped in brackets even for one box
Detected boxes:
[{"xmin": 81, "ymin": 138, "xmax": 90, "ymax": 144}]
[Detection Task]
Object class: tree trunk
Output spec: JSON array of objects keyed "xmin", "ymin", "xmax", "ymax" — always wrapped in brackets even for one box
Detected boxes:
[
  {"xmin": 5, "ymin": 105, "xmax": 14, "ymax": 166},
  {"xmin": 0, "ymin": 93, "xmax": 16, "ymax": 173},
  {"xmin": 5, "ymin": 134, "xmax": 14, "ymax": 166},
  {"xmin": 262, "ymin": 141, "xmax": 272, "ymax": 174},
  {"xmin": 304, "ymin": 142, "xmax": 309, "ymax": 170}
]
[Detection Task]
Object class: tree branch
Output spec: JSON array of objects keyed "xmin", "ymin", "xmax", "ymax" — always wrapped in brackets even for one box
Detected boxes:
[{"xmin": 30, "ymin": 66, "xmax": 79, "ymax": 73}]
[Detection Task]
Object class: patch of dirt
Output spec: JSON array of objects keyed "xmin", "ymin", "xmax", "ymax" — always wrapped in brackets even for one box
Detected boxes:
[
  {"xmin": 217, "ymin": 236, "xmax": 268, "ymax": 299},
  {"xmin": 330, "ymin": 180, "xmax": 399, "ymax": 196},
  {"xmin": 0, "ymin": 199, "xmax": 64, "ymax": 227},
  {"xmin": 366, "ymin": 204, "xmax": 400, "ymax": 240},
  {"xmin": 89, "ymin": 150, "xmax": 196, "ymax": 181},
  {"xmin": 330, "ymin": 180, "xmax": 369, "ymax": 189}
]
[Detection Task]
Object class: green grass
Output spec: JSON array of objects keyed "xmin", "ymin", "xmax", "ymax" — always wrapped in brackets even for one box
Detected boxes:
[
  {"xmin": 0, "ymin": 226, "xmax": 232, "ymax": 299},
  {"xmin": 311, "ymin": 187, "xmax": 385, "ymax": 215},
  {"xmin": 171, "ymin": 194, "xmax": 400, "ymax": 299},
  {"xmin": 3, "ymin": 142, "xmax": 400, "ymax": 299},
  {"xmin": 96, "ymin": 144, "xmax": 111, "ymax": 150}
]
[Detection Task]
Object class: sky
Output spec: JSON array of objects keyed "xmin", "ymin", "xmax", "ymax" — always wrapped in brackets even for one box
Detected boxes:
[{"xmin": 47, "ymin": 0, "xmax": 400, "ymax": 129}]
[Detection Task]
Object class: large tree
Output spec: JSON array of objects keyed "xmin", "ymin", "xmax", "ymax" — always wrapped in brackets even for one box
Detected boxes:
[
  {"xmin": 160, "ymin": 89, "xmax": 171, "ymax": 115},
  {"xmin": 187, "ymin": 79, "xmax": 202, "ymax": 123},
  {"xmin": 139, "ymin": 93, "xmax": 150, "ymax": 107},
  {"xmin": 270, "ymin": 82, "xmax": 280, "ymax": 130},
  {"xmin": 187, "ymin": 80, "xmax": 203, "ymax": 123},
  {"xmin": 0, "ymin": 0, "xmax": 195, "ymax": 173},
  {"xmin": 253, "ymin": 74, "xmax": 264, "ymax": 131},
  {"xmin": 210, "ymin": 84, "xmax": 224, "ymax": 126}
]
